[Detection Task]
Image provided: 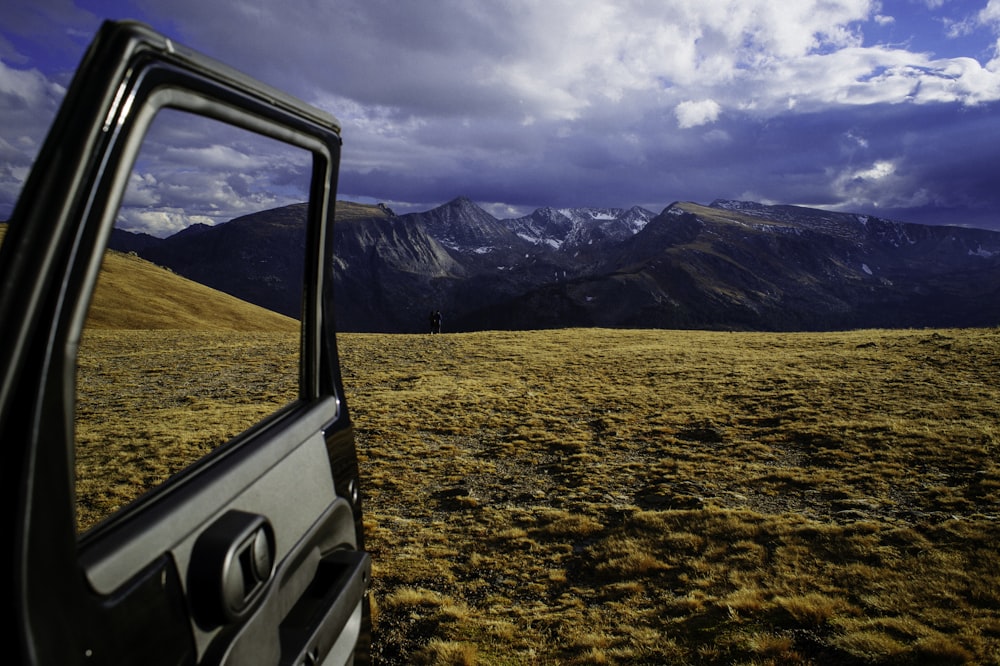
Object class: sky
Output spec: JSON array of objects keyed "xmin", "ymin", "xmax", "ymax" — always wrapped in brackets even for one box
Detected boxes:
[{"xmin": 2, "ymin": 0, "xmax": 1000, "ymax": 236}]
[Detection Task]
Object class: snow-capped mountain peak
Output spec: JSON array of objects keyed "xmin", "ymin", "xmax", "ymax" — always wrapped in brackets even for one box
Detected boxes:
[{"xmin": 504, "ymin": 206, "xmax": 655, "ymax": 250}]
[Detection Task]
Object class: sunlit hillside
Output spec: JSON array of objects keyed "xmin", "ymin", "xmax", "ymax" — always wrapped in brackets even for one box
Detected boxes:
[
  {"xmin": 1, "ymin": 222, "xmax": 296, "ymax": 331},
  {"xmin": 87, "ymin": 249, "xmax": 298, "ymax": 330}
]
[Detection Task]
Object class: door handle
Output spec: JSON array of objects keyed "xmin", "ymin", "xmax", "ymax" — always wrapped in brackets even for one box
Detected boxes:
[
  {"xmin": 189, "ymin": 510, "xmax": 276, "ymax": 627},
  {"xmin": 278, "ymin": 549, "xmax": 371, "ymax": 666}
]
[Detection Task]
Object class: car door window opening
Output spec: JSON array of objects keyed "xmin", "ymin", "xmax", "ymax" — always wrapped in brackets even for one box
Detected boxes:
[{"xmin": 76, "ymin": 109, "xmax": 311, "ymax": 535}]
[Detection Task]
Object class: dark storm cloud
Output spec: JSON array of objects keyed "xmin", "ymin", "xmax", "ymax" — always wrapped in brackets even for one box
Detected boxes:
[{"xmin": 3, "ymin": 0, "xmax": 1000, "ymax": 230}]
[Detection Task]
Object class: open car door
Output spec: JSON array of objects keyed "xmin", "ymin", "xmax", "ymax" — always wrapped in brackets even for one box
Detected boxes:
[{"xmin": 0, "ymin": 20, "xmax": 370, "ymax": 665}]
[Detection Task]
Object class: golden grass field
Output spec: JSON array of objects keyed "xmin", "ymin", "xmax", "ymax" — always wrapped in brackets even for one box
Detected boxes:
[
  {"xmin": 37, "ymin": 235, "xmax": 998, "ymax": 664},
  {"xmin": 339, "ymin": 328, "xmax": 1000, "ymax": 665}
]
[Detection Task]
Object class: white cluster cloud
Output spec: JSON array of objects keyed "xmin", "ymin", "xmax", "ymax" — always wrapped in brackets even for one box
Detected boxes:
[
  {"xmin": 0, "ymin": 58, "xmax": 66, "ymax": 219},
  {"xmin": 0, "ymin": 59, "xmax": 63, "ymax": 158},
  {"xmin": 675, "ymin": 100, "xmax": 722, "ymax": 129},
  {"xmin": 115, "ymin": 207, "xmax": 216, "ymax": 237},
  {"xmin": 977, "ymin": 0, "xmax": 1000, "ymax": 70}
]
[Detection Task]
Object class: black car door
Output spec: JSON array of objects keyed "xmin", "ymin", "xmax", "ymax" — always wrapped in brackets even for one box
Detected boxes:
[{"xmin": 0, "ymin": 20, "xmax": 369, "ymax": 665}]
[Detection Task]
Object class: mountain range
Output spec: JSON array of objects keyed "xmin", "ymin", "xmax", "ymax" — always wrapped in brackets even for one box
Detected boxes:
[{"xmin": 108, "ymin": 197, "xmax": 1000, "ymax": 332}]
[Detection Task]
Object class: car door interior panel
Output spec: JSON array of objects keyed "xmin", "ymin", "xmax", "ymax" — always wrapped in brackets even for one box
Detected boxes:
[{"xmin": 0, "ymin": 20, "xmax": 370, "ymax": 665}]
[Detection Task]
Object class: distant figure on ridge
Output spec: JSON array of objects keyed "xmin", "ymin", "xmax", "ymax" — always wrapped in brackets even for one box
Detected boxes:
[{"xmin": 430, "ymin": 310, "xmax": 442, "ymax": 334}]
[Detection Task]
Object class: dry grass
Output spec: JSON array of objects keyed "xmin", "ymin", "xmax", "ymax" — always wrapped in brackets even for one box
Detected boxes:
[
  {"xmin": 75, "ymin": 329, "xmax": 299, "ymax": 528},
  {"xmin": 336, "ymin": 328, "xmax": 1000, "ymax": 665},
  {"xmin": 75, "ymin": 325, "xmax": 1000, "ymax": 663}
]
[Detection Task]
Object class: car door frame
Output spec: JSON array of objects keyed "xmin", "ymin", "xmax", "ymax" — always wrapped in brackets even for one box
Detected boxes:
[{"xmin": 0, "ymin": 20, "xmax": 369, "ymax": 665}]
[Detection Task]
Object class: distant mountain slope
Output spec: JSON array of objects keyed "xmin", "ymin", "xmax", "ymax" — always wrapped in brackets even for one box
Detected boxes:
[
  {"xmin": 87, "ymin": 249, "xmax": 297, "ymax": 331},
  {"xmin": 1, "ymin": 221, "xmax": 295, "ymax": 330},
  {"xmin": 332, "ymin": 213, "xmax": 467, "ymax": 332},
  {"xmin": 405, "ymin": 196, "xmax": 521, "ymax": 252},
  {"xmin": 104, "ymin": 198, "xmax": 1000, "ymax": 332},
  {"xmin": 477, "ymin": 201, "xmax": 1000, "ymax": 331},
  {"xmin": 140, "ymin": 202, "xmax": 311, "ymax": 318}
]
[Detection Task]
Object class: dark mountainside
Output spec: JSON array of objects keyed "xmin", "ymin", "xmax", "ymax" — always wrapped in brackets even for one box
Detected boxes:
[
  {"xmin": 141, "ymin": 203, "xmax": 309, "ymax": 317},
  {"xmin": 111, "ymin": 197, "xmax": 1000, "ymax": 332}
]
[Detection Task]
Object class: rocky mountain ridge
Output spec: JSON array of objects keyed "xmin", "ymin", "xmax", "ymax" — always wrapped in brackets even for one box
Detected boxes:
[
  {"xmin": 109, "ymin": 197, "xmax": 1000, "ymax": 332},
  {"xmin": 505, "ymin": 205, "xmax": 655, "ymax": 251}
]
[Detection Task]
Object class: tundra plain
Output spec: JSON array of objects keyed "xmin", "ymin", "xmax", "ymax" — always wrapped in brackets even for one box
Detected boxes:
[
  {"xmin": 339, "ymin": 327, "xmax": 1000, "ymax": 665},
  {"xmin": 66, "ymin": 246, "xmax": 1000, "ymax": 665}
]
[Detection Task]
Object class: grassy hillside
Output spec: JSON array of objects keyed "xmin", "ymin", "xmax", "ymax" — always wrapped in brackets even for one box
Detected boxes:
[
  {"xmin": 335, "ymin": 200, "xmax": 393, "ymax": 221},
  {"xmin": 1, "ymin": 222, "xmax": 296, "ymax": 331}
]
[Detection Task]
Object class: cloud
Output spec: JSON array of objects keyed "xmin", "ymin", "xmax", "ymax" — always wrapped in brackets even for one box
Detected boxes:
[
  {"xmin": 675, "ymin": 99, "xmax": 722, "ymax": 128},
  {"xmin": 3, "ymin": 0, "xmax": 1000, "ymax": 231},
  {"xmin": 0, "ymin": 59, "xmax": 64, "ymax": 157},
  {"xmin": 112, "ymin": 109, "xmax": 313, "ymax": 235},
  {"xmin": 0, "ymin": 59, "xmax": 62, "ymax": 106},
  {"xmin": 852, "ymin": 159, "xmax": 896, "ymax": 182},
  {"xmin": 980, "ymin": 0, "xmax": 1000, "ymax": 26},
  {"xmin": 843, "ymin": 129, "xmax": 869, "ymax": 150},
  {"xmin": 128, "ymin": 0, "xmax": 888, "ymax": 118},
  {"xmin": 115, "ymin": 207, "xmax": 216, "ymax": 237},
  {"xmin": 0, "ymin": 57, "xmax": 67, "ymax": 217}
]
